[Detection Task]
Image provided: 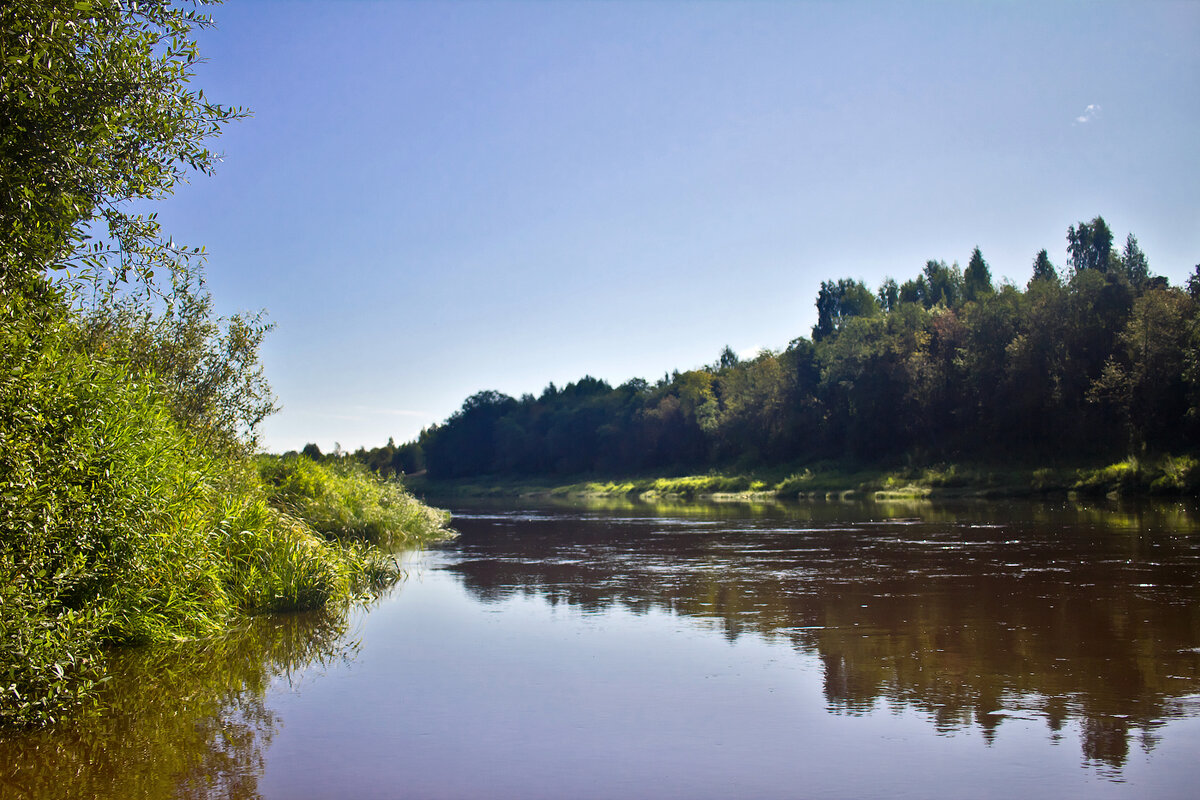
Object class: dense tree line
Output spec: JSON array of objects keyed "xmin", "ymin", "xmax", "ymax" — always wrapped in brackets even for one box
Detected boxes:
[{"xmin": 355, "ymin": 218, "xmax": 1200, "ymax": 479}]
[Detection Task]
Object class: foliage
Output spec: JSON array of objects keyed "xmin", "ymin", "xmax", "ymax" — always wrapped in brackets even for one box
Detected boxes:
[
  {"xmin": 80, "ymin": 263, "xmax": 278, "ymax": 452},
  {"xmin": 1029, "ymin": 249, "xmax": 1059, "ymax": 287},
  {"xmin": 384, "ymin": 217, "xmax": 1199, "ymax": 486},
  {"xmin": 0, "ymin": 290, "xmax": 451, "ymax": 728},
  {"xmin": 2, "ymin": 0, "xmax": 252, "ymax": 728},
  {"xmin": 0, "ymin": 0, "xmax": 457, "ymax": 734},
  {"xmin": 963, "ymin": 246, "xmax": 993, "ymax": 302},
  {"xmin": 813, "ymin": 278, "xmax": 879, "ymax": 340},
  {"xmin": 1067, "ymin": 216, "xmax": 1115, "ymax": 276},
  {"xmin": 0, "ymin": 0, "xmax": 244, "ymax": 290},
  {"xmin": 0, "ymin": 279, "xmax": 452, "ymax": 729},
  {"xmin": 257, "ymin": 455, "xmax": 452, "ymax": 548}
]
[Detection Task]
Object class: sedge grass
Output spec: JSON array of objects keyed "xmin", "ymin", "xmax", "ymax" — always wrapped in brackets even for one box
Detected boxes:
[{"xmin": 1, "ymin": 291, "xmax": 453, "ymax": 729}]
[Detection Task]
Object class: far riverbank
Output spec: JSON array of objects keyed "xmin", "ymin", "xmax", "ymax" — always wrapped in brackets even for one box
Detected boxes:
[{"xmin": 405, "ymin": 454, "xmax": 1200, "ymax": 503}]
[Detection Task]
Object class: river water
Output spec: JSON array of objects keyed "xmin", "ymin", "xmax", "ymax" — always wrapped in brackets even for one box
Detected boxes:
[{"xmin": 2, "ymin": 498, "xmax": 1199, "ymax": 799}]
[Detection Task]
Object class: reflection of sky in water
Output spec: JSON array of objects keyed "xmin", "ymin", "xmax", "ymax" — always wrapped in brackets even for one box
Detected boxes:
[
  {"xmin": 3, "ymin": 501, "xmax": 1198, "ymax": 799},
  {"xmin": 254, "ymin": 499, "xmax": 1200, "ymax": 798},
  {"xmin": 257, "ymin": 554, "xmax": 1200, "ymax": 800}
]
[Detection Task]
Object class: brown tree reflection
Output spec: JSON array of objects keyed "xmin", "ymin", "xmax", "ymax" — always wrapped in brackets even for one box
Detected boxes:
[
  {"xmin": 442, "ymin": 499, "xmax": 1200, "ymax": 772},
  {"xmin": 0, "ymin": 611, "xmax": 358, "ymax": 800}
]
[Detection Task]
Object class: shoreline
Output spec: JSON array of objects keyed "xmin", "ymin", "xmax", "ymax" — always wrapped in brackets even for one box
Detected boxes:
[{"xmin": 406, "ymin": 454, "xmax": 1200, "ymax": 503}]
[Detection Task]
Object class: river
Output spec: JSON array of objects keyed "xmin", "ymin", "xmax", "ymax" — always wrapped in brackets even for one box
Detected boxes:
[{"xmin": 2, "ymin": 498, "xmax": 1199, "ymax": 799}]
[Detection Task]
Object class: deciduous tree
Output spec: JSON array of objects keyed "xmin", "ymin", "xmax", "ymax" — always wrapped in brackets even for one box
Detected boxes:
[
  {"xmin": 0, "ymin": 0, "xmax": 244, "ymax": 290},
  {"xmin": 1067, "ymin": 216, "xmax": 1115, "ymax": 276}
]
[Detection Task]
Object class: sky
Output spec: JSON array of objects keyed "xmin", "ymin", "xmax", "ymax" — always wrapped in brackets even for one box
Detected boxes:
[{"xmin": 150, "ymin": 0, "xmax": 1200, "ymax": 454}]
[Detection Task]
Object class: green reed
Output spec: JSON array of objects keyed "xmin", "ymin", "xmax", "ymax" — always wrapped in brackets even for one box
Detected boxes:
[{"xmin": 0, "ymin": 287, "xmax": 452, "ymax": 729}]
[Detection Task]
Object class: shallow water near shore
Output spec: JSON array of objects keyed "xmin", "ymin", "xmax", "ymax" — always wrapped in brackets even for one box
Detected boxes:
[{"xmin": 3, "ymin": 498, "xmax": 1199, "ymax": 799}]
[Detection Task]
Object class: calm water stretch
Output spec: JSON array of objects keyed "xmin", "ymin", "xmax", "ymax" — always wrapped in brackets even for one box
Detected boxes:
[{"xmin": 3, "ymin": 498, "xmax": 1200, "ymax": 799}]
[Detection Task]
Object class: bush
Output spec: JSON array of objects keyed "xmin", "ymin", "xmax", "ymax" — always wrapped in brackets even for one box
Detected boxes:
[
  {"xmin": 0, "ymin": 282, "xmax": 452, "ymax": 729},
  {"xmin": 0, "ymin": 1, "xmax": 454, "ymax": 731}
]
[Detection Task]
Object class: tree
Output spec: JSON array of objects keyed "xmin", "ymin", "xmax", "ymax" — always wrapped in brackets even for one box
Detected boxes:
[
  {"xmin": 877, "ymin": 278, "xmax": 899, "ymax": 312},
  {"xmin": 963, "ymin": 247, "xmax": 993, "ymax": 302},
  {"xmin": 813, "ymin": 278, "xmax": 879, "ymax": 340},
  {"xmin": 391, "ymin": 441, "xmax": 425, "ymax": 475},
  {"xmin": 1067, "ymin": 216, "xmax": 1115, "ymax": 276},
  {"xmin": 83, "ymin": 263, "xmax": 277, "ymax": 452},
  {"xmin": 921, "ymin": 260, "xmax": 962, "ymax": 308},
  {"xmin": 423, "ymin": 390, "xmax": 518, "ymax": 477},
  {"xmin": 1088, "ymin": 288, "xmax": 1194, "ymax": 449},
  {"xmin": 1120, "ymin": 233, "xmax": 1150, "ymax": 291},
  {"xmin": 1029, "ymin": 249, "xmax": 1059, "ymax": 287},
  {"xmin": 999, "ymin": 277, "xmax": 1071, "ymax": 449},
  {"xmin": 899, "ymin": 276, "xmax": 926, "ymax": 305},
  {"xmin": 816, "ymin": 314, "xmax": 914, "ymax": 457},
  {"xmin": 0, "ymin": 0, "xmax": 244, "ymax": 290},
  {"xmin": 709, "ymin": 351, "xmax": 792, "ymax": 462}
]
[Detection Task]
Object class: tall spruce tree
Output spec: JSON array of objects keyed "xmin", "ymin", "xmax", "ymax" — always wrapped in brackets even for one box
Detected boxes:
[{"xmin": 963, "ymin": 247, "xmax": 993, "ymax": 302}]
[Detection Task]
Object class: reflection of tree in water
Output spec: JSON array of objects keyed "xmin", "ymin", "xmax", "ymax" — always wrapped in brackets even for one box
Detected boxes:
[
  {"xmin": 443, "ymin": 502, "xmax": 1200, "ymax": 773},
  {"xmin": 807, "ymin": 584, "xmax": 1194, "ymax": 770},
  {"xmin": 0, "ymin": 611, "xmax": 358, "ymax": 800}
]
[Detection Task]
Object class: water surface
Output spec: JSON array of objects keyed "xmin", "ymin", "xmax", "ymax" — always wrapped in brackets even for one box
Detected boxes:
[{"xmin": 3, "ymin": 498, "xmax": 1199, "ymax": 799}]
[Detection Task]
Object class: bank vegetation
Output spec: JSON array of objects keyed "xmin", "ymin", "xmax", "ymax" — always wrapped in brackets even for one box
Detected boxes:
[
  {"xmin": 349, "ymin": 220, "xmax": 1200, "ymax": 498},
  {"xmin": 1, "ymin": 1, "xmax": 450, "ymax": 730}
]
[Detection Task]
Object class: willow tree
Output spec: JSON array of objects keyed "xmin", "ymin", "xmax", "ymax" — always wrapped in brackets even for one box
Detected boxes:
[
  {"xmin": 0, "ymin": 0, "xmax": 244, "ymax": 290},
  {"xmin": 1, "ymin": 2, "xmax": 255, "ymax": 728}
]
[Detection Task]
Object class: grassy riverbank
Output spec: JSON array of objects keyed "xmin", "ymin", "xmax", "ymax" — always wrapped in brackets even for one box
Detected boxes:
[
  {"xmin": 1, "ymin": 272, "xmax": 453, "ymax": 731},
  {"xmin": 407, "ymin": 454, "xmax": 1200, "ymax": 502},
  {"xmin": 1, "ymin": 421, "xmax": 452, "ymax": 730}
]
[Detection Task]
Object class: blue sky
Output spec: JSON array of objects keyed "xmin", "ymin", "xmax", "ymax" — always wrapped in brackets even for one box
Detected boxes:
[{"xmin": 153, "ymin": 1, "xmax": 1200, "ymax": 453}]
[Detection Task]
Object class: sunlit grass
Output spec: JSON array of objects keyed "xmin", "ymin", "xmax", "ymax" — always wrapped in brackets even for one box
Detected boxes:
[
  {"xmin": 1, "ymin": 296, "xmax": 453, "ymax": 728},
  {"xmin": 414, "ymin": 454, "xmax": 1200, "ymax": 503},
  {"xmin": 258, "ymin": 455, "xmax": 452, "ymax": 548},
  {"xmin": 1074, "ymin": 454, "xmax": 1200, "ymax": 496}
]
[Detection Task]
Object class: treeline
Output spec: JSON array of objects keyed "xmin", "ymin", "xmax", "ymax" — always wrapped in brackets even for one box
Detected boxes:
[
  {"xmin": 295, "ymin": 438, "xmax": 427, "ymax": 481},
  {"xmin": 352, "ymin": 217, "xmax": 1199, "ymax": 479}
]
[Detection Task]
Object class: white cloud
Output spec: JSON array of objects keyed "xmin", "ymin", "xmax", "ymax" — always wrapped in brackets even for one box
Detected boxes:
[{"xmin": 1075, "ymin": 103, "xmax": 1101, "ymax": 124}]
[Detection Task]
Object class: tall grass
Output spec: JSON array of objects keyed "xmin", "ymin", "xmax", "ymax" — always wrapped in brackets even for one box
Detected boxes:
[
  {"xmin": 0, "ymin": 284, "xmax": 452, "ymax": 729},
  {"xmin": 257, "ymin": 455, "xmax": 451, "ymax": 548}
]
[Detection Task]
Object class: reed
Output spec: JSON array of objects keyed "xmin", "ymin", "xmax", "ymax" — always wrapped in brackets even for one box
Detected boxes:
[{"xmin": 0, "ymin": 289, "xmax": 453, "ymax": 729}]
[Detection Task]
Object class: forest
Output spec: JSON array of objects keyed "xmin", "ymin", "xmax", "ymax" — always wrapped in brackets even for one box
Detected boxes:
[{"xmin": 340, "ymin": 220, "xmax": 1200, "ymax": 484}]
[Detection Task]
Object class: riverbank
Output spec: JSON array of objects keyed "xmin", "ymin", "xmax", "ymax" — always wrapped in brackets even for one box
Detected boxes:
[
  {"xmin": 1, "ymin": 454, "xmax": 453, "ymax": 731},
  {"xmin": 407, "ymin": 454, "xmax": 1200, "ymax": 502}
]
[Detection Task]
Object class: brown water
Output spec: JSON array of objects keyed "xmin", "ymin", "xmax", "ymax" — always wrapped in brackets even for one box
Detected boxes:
[{"xmin": 3, "ymin": 498, "xmax": 1200, "ymax": 799}]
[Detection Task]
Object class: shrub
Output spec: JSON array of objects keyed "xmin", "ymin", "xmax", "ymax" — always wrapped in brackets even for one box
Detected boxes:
[{"xmin": 0, "ymin": 283, "xmax": 451, "ymax": 728}]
